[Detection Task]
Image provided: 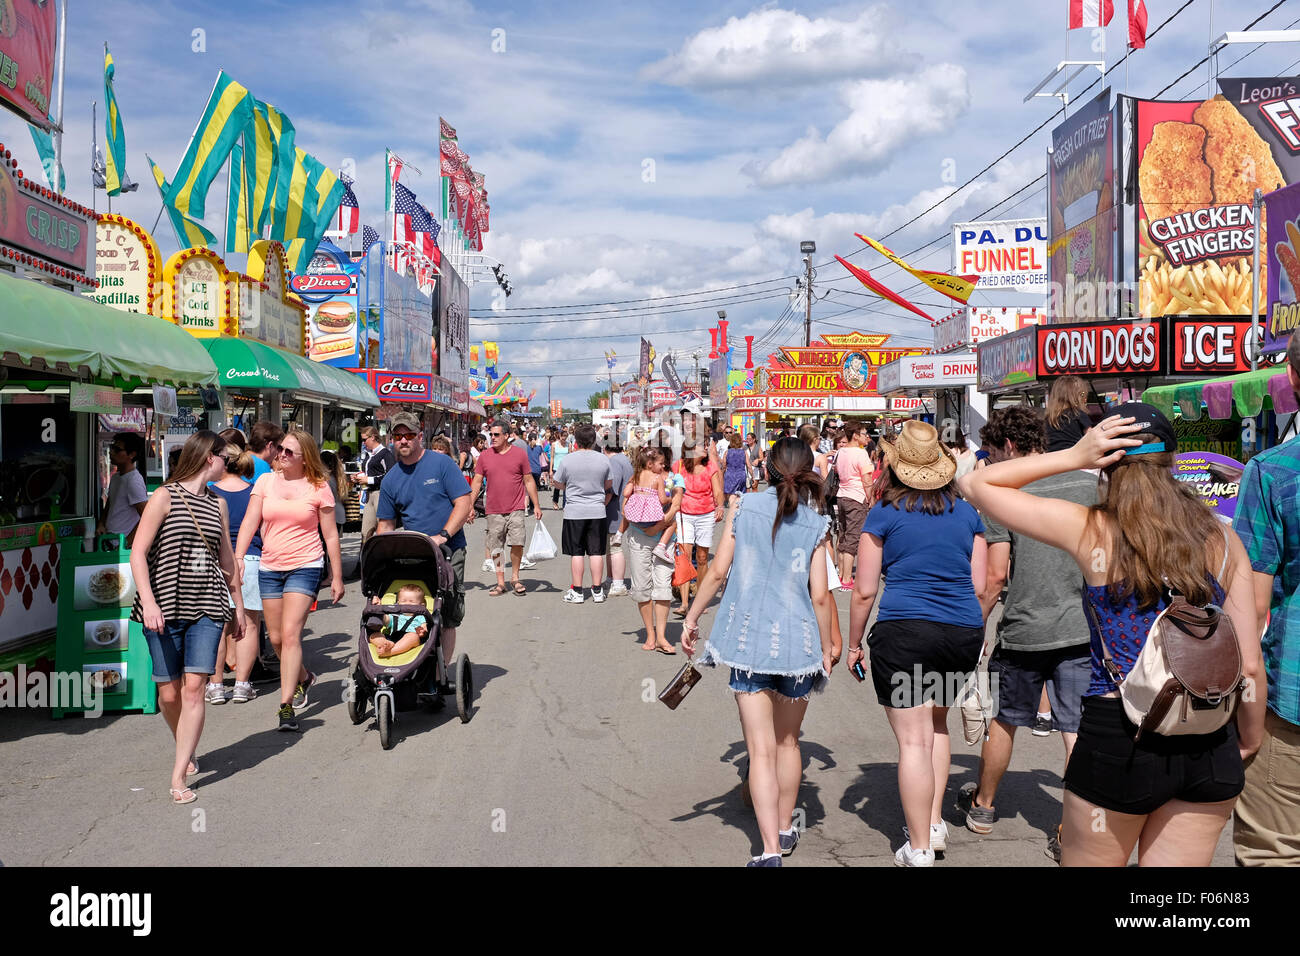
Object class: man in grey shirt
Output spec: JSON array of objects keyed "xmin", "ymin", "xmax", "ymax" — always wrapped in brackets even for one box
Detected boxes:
[
  {"xmin": 958, "ymin": 406, "xmax": 1097, "ymax": 863},
  {"xmin": 603, "ymin": 442, "xmax": 634, "ymax": 597},
  {"xmin": 554, "ymin": 423, "xmax": 614, "ymax": 604}
]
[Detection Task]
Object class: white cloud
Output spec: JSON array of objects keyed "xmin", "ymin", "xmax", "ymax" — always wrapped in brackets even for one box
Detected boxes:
[
  {"xmin": 749, "ymin": 64, "xmax": 971, "ymax": 187},
  {"xmin": 643, "ymin": 6, "xmax": 907, "ymax": 89}
]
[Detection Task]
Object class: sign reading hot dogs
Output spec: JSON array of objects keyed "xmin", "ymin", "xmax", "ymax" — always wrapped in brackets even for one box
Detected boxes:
[{"xmin": 1037, "ymin": 322, "xmax": 1161, "ymax": 377}]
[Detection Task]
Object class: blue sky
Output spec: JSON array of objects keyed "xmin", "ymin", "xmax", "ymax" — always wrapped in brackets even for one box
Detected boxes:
[{"xmin": 8, "ymin": 1, "xmax": 1300, "ymax": 406}]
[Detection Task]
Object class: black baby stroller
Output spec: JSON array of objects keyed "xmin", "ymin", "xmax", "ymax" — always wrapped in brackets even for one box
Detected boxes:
[{"xmin": 346, "ymin": 531, "xmax": 474, "ymax": 749}]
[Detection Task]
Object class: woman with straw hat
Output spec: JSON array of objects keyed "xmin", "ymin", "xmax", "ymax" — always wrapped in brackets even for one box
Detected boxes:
[{"xmin": 846, "ymin": 420, "xmax": 988, "ymax": 866}]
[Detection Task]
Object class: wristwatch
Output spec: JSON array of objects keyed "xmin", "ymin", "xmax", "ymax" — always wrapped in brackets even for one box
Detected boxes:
[{"xmin": 435, "ymin": 528, "xmax": 451, "ymax": 540}]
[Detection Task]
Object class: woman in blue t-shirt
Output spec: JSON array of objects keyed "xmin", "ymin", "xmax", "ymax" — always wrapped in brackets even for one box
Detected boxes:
[
  {"xmin": 846, "ymin": 420, "xmax": 987, "ymax": 867},
  {"xmin": 207, "ymin": 433, "xmax": 264, "ymax": 705}
]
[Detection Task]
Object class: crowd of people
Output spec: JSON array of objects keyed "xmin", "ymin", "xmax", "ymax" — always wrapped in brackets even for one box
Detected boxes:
[{"xmin": 106, "ymin": 377, "xmax": 1299, "ymax": 870}]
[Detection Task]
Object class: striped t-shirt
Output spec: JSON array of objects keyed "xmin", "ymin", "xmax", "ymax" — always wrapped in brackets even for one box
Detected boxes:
[{"xmin": 131, "ymin": 483, "xmax": 232, "ymax": 626}]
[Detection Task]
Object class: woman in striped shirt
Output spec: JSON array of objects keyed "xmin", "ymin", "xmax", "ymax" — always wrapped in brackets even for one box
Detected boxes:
[{"xmin": 131, "ymin": 431, "xmax": 245, "ymax": 805}]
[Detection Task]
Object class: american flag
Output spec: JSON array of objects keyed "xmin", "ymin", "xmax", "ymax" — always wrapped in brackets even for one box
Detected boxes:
[
  {"xmin": 362, "ymin": 224, "xmax": 379, "ymax": 257},
  {"xmin": 336, "ymin": 176, "xmax": 359, "ymax": 235}
]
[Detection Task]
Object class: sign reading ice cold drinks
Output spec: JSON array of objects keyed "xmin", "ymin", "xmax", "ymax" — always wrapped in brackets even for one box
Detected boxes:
[{"xmin": 176, "ymin": 258, "xmax": 221, "ymax": 332}]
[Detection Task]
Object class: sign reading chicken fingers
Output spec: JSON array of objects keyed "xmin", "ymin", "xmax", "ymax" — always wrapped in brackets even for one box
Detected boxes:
[{"xmin": 1135, "ymin": 79, "xmax": 1300, "ymax": 320}]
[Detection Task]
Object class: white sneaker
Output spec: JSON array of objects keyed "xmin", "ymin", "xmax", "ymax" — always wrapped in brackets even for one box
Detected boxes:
[
  {"xmin": 563, "ymin": 589, "xmax": 584, "ymax": 604},
  {"xmin": 231, "ymin": 681, "xmax": 256, "ymax": 703},
  {"xmin": 204, "ymin": 682, "xmax": 230, "ymax": 705},
  {"xmin": 519, "ymin": 557, "xmax": 537, "ymax": 570},
  {"xmin": 481, "ymin": 558, "xmax": 496, "ymax": 573},
  {"xmin": 893, "ymin": 842, "xmax": 935, "ymax": 867},
  {"xmin": 607, "ymin": 581, "xmax": 629, "ymax": 597},
  {"xmin": 592, "ymin": 590, "xmax": 606, "ymax": 604},
  {"xmin": 904, "ymin": 822, "xmax": 948, "ymax": 853}
]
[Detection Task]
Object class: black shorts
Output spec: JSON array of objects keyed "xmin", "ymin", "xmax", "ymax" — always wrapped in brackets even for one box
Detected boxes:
[
  {"xmin": 1063, "ymin": 696, "xmax": 1244, "ymax": 816},
  {"xmin": 868, "ymin": 618, "xmax": 983, "ymax": 708},
  {"xmin": 561, "ymin": 517, "xmax": 607, "ymax": 556}
]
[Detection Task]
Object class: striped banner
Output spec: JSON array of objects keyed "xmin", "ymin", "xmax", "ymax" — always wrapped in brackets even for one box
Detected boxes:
[{"xmin": 168, "ymin": 71, "xmax": 254, "ymax": 219}]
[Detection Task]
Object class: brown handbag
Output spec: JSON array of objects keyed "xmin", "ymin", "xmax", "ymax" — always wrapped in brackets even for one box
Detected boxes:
[{"xmin": 658, "ymin": 659, "xmax": 702, "ymax": 710}]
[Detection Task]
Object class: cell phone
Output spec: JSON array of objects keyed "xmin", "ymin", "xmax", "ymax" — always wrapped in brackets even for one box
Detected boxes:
[{"xmin": 851, "ymin": 660, "xmax": 867, "ymax": 682}]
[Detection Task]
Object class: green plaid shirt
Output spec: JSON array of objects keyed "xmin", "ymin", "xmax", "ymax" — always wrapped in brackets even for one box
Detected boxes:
[{"xmin": 1234, "ymin": 438, "xmax": 1300, "ymax": 725}]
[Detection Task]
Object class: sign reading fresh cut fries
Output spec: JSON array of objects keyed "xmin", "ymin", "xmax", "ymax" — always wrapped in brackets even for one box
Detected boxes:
[
  {"xmin": 1263, "ymin": 180, "xmax": 1300, "ymax": 354},
  {"xmin": 1135, "ymin": 80, "xmax": 1300, "ymax": 320}
]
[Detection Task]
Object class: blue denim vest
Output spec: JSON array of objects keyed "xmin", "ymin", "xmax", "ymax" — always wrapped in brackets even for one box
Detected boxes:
[{"xmin": 702, "ymin": 490, "xmax": 830, "ymax": 677}]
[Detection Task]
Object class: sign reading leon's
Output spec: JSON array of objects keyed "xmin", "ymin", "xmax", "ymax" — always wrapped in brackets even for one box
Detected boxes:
[{"xmin": 1037, "ymin": 322, "xmax": 1161, "ymax": 376}]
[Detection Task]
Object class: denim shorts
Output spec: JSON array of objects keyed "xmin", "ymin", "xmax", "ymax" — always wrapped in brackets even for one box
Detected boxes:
[
  {"xmin": 729, "ymin": 669, "xmax": 823, "ymax": 701},
  {"xmin": 143, "ymin": 616, "xmax": 224, "ymax": 682},
  {"xmin": 258, "ymin": 565, "xmax": 321, "ymax": 599},
  {"xmin": 988, "ymin": 643, "xmax": 1090, "ymax": 733}
]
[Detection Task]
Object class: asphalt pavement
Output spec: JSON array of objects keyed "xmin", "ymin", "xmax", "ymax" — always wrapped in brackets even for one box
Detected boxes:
[{"xmin": 0, "ymin": 506, "xmax": 1234, "ymax": 866}]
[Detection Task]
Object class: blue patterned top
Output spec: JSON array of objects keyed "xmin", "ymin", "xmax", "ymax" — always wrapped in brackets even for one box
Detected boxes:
[
  {"xmin": 702, "ymin": 489, "xmax": 830, "ymax": 678},
  {"xmin": 1083, "ymin": 578, "xmax": 1225, "ymax": 698},
  {"xmin": 1234, "ymin": 437, "xmax": 1300, "ymax": 724}
]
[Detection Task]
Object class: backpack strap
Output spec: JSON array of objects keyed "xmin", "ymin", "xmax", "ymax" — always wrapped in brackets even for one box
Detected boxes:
[
  {"xmin": 1082, "ymin": 593, "xmax": 1125, "ymax": 685},
  {"xmin": 1217, "ymin": 523, "xmax": 1231, "ymax": 583}
]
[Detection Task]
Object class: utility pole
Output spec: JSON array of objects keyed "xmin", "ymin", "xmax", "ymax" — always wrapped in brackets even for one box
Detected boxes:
[
  {"xmin": 800, "ymin": 241, "xmax": 816, "ymax": 346},
  {"xmin": 546, "ymin": 375, "xmax": 553, "ymax": 422}
]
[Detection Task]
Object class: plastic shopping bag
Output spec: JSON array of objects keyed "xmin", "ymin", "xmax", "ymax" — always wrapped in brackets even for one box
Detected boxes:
[
  {"xmin": 524, "ymin": 520, "xmax": 558, "ymax": 562},
  {"xmin": 825, "ymin": 548, "xmax": 842, "ymax": 591}
]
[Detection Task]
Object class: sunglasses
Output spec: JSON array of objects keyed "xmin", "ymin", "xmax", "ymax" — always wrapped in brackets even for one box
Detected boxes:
[
  {"xmin": 277, "ymin": 447, "xmax": 299, "ymax": 459},
  {"xmin": 490, "ymin": 432, "xmax": 505, "ymax": 438},
  {"xmin": 392, "ymin": 432, "xmax": 418, "ymax": 442}
]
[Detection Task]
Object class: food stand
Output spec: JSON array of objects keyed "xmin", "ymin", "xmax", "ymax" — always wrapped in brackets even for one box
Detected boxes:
[{"xmin": 877, "ymin": 352, "xmax": 981, "ymax": 435}]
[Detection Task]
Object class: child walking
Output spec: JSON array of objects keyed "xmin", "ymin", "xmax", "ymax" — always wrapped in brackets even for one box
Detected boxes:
[{"xmin": 682, "ymin": 437, "xmax": 836, "ymax": 866}]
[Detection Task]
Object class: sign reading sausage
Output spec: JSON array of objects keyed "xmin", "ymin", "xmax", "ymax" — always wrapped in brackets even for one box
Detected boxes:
[{"xmin": 1037, "ymin": 322, "xmax": 1161, "ymax": 376}]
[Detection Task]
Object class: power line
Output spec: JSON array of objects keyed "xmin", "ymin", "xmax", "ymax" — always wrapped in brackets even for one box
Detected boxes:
[
  {"xmin": 468, "ymin": 274, "xmax": 797, "ymax": 315},
  {"xmin": 469, "ymin": 290, "xmax": 791, "ymax": 325}
]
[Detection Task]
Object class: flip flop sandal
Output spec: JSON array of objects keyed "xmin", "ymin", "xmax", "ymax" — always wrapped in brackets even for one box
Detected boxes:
[
  {"xmin": 186, "ymin": 757, "xmax": 198, "ymax": 778},
  {"xmin": 655, "ymin": 645, "xmax": 677, "ymax": 655},
  {"xmin": 488, "ymin": 584, "xmax": 508, "ymax": 596},
  {"xmin": 511, "ymin": 581, "xmax": 527, "ymax": 596},
  {"xmin": 169, "ymin": 787, "xmax": 197, "ymax": 805}
]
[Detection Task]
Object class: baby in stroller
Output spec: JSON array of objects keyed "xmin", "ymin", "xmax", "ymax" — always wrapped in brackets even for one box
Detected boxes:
[{"xmin": 366, "ymin": 584, "xmax": 429, "ymax": 659}]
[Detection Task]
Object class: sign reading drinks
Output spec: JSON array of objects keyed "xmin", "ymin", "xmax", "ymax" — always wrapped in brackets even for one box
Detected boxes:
[
  {"xmin": 177, "ymin": 258, "xmax": 220, "ymax": 331},
  {"xmin": 90, "ymin": 216, "xmax": 162, "ymax": 313}
]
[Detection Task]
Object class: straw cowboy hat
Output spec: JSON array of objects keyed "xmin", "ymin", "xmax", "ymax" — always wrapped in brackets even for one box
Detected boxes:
[{"xmin": 882, "ymin": 421, "xmax": 956, "ymax": 491}]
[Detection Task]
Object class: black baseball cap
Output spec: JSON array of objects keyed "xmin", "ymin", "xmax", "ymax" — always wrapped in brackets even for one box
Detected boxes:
[{"xmin": 1106, "ymin": 402, "xmax": 1176, "ymax": 456}]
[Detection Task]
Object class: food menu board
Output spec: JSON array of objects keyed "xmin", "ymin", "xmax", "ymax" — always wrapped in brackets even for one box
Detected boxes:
[
  {"xmin": 1171, "ymin": 452, "xmax": 1243, "ymax": 524},
  {"xmin": 53, "ymin": 536, "xmax": 156, "ymax": 717}
]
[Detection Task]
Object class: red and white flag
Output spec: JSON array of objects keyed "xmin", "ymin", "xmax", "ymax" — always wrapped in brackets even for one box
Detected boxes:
[
  {"xmin": 1068, "ymin": 0, "xmax": 1114, "ymax": 29},
  {"xmin": 1128, "ymin": 0, "xmax": 1148, "ymax": 49}
]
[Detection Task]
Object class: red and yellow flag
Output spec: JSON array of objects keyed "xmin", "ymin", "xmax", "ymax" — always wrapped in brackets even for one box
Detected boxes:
[
  {"xmin": 835, "ymin": 256, "xmax": 935, "ymax": 322},
  {"xmin": 855, "ymin": 233, "xmax": 978, "ymax": 304}
]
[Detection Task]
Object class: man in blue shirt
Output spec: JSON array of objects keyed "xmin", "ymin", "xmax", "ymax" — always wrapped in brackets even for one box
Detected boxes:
[
  {"xmin": 1232, "ymin": 331, "xmax": 1300, "ymax": 865},
  {"xmin": 377, "ymin": 411, "xmax": 473, "ymax": 661}
]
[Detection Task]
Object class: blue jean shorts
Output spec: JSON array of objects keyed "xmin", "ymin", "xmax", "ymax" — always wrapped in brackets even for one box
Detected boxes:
[
  {"xmin": 143, "ymin": 616, "xmax": 224, "ymax": 682},
  {"xmin": 258, "ymin": 565, "xmax": 321, "ymax": 599},
  {"xmin": 729, "ymin": 669, "xmax": 823, "ymax": 701}
]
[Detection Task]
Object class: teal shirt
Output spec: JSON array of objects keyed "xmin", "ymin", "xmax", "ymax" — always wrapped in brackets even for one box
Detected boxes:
[{"xmin": 1233, "ymin": 438, "xmax": 1300, "ymax": 725}]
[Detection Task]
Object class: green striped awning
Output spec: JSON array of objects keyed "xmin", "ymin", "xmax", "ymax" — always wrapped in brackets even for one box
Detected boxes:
[{"xmin": 0, "ymin": 270, "xmax": 218, "ymax": 387}]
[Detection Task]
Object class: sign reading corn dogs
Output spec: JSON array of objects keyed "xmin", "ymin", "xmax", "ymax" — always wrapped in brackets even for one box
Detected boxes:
[
  {"xmin": 1136, "ymin": 80, "xmax": 1300, "ymax": 320},
  {"xmin": 1262, "ymin": 180, "xmax": 1300, "ymax": 354}
]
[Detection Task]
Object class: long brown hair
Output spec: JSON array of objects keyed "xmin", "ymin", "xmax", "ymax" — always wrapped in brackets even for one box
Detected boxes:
[
  {"xmin": 1045, "ymin": 375, "xmax": 1089, "ymax": 429},
  {"xmin": 219, "ymin": 427, "xmax": 255, "ymax": 479},
  {"xmin": 878, "ymin": 466, "xmax": 958, "ymax": 515},
  {"xmin": 1086, "ymin": 454, "xmax": 1228, "ymax": 609},
  {"xmin": 281, "ymin": 427, "xmax": 330, "ymax": 487},
  {"xmin": 766, "ymin": 437, "xmax": 823, "ymax": 541},
  {"xmin": 167, "ymin": 430, "xmax": 227, "ymax": 486}
]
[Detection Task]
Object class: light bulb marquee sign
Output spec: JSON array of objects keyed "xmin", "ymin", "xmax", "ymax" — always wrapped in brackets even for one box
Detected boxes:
[{"xmin": 730, "ymin": 332, "xmax": 930, "ymax": 412}]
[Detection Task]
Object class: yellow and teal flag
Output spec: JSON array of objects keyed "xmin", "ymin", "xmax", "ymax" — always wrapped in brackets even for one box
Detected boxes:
[
  {"xmin": 168, "ymin": 71, "xmax": 254, "ymax": 219},
  {"xmin": 148, "ymin": 155, "xmax": 216, "ymax": 249},
  {"xmin": 225, "ymin": 142, "xmax": 251, "ymax": 254},
  {"xmin": 271, "ymin": 148, "xmax": 320, "ymax": 242},
  {"xmin": 249, "ymin": 99, "xmax": 294, "ymax": 236},
  {"xmin": 103, "ymin": 44, "xmax": 129, "ymax": 197}
]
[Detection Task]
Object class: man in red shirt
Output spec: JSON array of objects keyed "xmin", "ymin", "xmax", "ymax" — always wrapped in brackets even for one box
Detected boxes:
[{"xmin": 471, "ymin": 420, "xmax": 542, "ymax": 595}]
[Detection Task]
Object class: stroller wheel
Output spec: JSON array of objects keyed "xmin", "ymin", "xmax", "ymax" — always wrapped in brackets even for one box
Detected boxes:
[
  {"xmin": 345, "ymin": 655, "xmax": 368, "ymax": 725},
  {"xmin": 455, "ymin": 653, "xmax": 474, "ymax": 724},
  {"xmin": 377, "ymin": 694, "xmax": 394, "ymax": 750}
]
